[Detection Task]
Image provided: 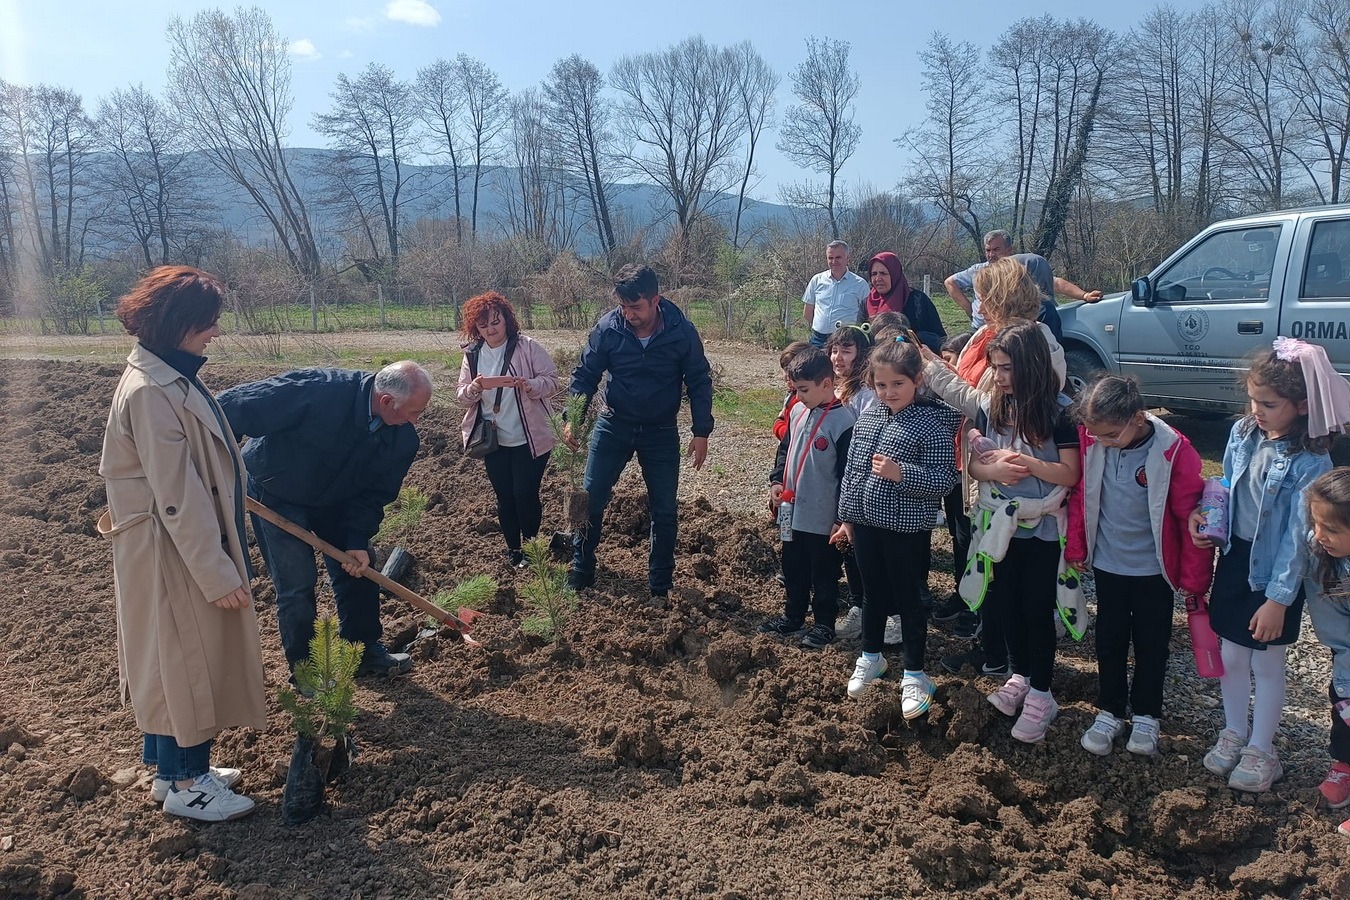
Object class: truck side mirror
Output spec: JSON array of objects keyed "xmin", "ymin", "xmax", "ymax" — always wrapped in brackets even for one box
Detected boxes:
[{"xmin": 1131, "ymin": 277, "xmax": 1155, "ymax": 308}]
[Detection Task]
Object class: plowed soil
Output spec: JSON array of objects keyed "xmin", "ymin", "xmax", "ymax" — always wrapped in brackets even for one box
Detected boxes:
[{"xmin": 1, "ymin": 356, "xmax": 1348, "ymax": 899}]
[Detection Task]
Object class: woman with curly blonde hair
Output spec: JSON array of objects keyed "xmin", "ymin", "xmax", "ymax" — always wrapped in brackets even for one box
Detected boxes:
[{"xmin": 455, "ymin": 291, "xmax": 561, "ymax": 568}]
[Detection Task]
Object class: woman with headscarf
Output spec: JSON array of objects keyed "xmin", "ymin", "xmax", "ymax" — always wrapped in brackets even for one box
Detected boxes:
[{"xmin": 863, "ymin": 251, "xmax": 946, "ymax": 353}]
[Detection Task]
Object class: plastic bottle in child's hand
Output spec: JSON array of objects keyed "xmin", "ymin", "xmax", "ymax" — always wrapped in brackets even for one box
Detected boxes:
[
  {"xmin": 1197, "ymin": 476, "xmax": 1231, "ymax": 544},
  {"xmin": 968, "ymin": 429, "xmax": 998, "ymax": 457}
]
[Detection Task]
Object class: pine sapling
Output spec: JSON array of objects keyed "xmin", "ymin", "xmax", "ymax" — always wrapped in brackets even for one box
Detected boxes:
[
  {"xmin": 278, "ymin": 615, "xmax": 363, "ymax": 741},
  {"xmin": 427, "ymin": 574, "xmax": 497, "ymax": 627},
  {"xmin": 547, "ymin": 392, "xmax": 595, "ymax": 529},
  {"xmin": 375, "ymin": 486, "xmax": 429, "ymax": 546},
  {"xmin": 518, "ymin": 535, "xmax": 578, "ymax": 643}
]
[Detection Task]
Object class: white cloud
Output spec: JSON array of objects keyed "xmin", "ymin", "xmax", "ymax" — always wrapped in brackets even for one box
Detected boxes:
[
  {"xmin": 289, "ymin": 38, "xmax": 321, "ymax": 60},
  {"xmin": 385, "ymin": 0, "xmax": 441, "ymax": 27}
]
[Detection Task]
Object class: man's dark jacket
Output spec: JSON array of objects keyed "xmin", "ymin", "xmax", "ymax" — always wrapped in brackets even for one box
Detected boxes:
[
  {"xmin": 569, "ymin": 298, "xmax": 715, "ymax": 437},
  {"xmin": 216, "ymin": 369, "xmax": 418, "ymax": 549}
]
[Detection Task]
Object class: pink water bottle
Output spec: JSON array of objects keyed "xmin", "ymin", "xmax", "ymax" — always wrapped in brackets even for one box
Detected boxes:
[
  {"xmin": 968, "ymin": 429, "xmax": 999, "ymax": 457},
  {"xmin": 1197, "ymin": 476, "xmax": 1230, "ymax": 545},
  {"xmin": 1185, "ymin": 594, "xmax": 1224, "ymax": 678}
]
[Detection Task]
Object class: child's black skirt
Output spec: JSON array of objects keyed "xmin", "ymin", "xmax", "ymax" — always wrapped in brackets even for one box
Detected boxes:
[{"xmin": 1209, "ymin": 536, "xmax": 1304, "ymax": 650}]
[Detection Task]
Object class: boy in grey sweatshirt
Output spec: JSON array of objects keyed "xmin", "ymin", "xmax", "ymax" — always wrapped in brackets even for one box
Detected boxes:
[{"xmin": 764, "ymin": 350, "xmax": 857, "ymax": 648}]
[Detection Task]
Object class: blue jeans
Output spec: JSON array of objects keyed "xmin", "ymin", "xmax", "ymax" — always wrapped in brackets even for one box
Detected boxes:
[
  {"xmin": 809, "ymin": 329, "xmax": 831, "ymax": 348},
  {"xmin": 248, "ymin": 479, "xmax": 382, "ymax": 667},
  {"xmin": 572, "ymin": 416, "xmax": 680, "ymax": 593},
  {"xmin": 142, "ymin": 734, "xmax": 210, "ymax": 782}
]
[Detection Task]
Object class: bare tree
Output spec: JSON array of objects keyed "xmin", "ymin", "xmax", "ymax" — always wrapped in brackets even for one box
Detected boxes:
[
  {"xmin": 1029, "ymin": 21, "xmax": 1110, "ymax": 259},
  {"xmin": 1278, "ymin": 0, "xmax": 1350, "ymax": 203},
  {"xmin": 93, "ymin": 84, "xmax": 208, "ymax": 267},
  {"xmin": 776, "ymin": 38, "xmax": 861, "ymax": 238},
  {"xmin": 611, "ymin": 36, "xmax": 749, "ymax": 250},
  {"xmin": 543, "ymin": 54, "xmax": 617, "ymax": 256},
  {"xmin": 903, "ymin": 33, "xmax": 991, "ymax": 249},
  {"xmin": 165, "ymin": 6, "xmax": 321, "ymax": 279},
  {"xmin": 459, "ymin": 55, "xmax": 509, "ymax": 238},
  {"xmin": 1217, "ymin": 0, "xmax": 1302, "ymax": 210},
  {"xmin": 313, "ymin": 63, "xmax": 421, "ymax": 271},
  {"xmin": 415, "ymin": 58, "xmax": 468, "ymax": 243},
  {"xmin": 729, "ymin": 42, "xmax": 777, "ymax": 250},
  {"xmin": 504, "ymin": 88, "xmax": 567, "ymax": 247}
]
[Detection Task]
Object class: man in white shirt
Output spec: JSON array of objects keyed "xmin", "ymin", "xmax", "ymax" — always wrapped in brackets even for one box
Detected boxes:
[
  {"xmin": 944, "ymin": 230, "xmax": 1103, "ymax": 327},
  {"xmin": 802, "ymin": 240, "xmax": 870, "ymax": 347}
]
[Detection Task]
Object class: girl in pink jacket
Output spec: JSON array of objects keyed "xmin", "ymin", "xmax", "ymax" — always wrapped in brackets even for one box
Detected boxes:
[
  {"xmin": 1066, "ymin": 375, "xmax": 1214, "ymax": 757},
  {"xmin": 456, "ymin": 292, "xmax": 560, "ymax": 568}
]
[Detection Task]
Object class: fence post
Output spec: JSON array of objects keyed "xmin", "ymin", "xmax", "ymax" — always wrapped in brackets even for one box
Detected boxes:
[
  {"xmin": 310, "ymin": 284, "xmax": 318, "ymax": 332},
  {"xmin": 923, "ymin": 274, "xmax": 931, "ymax": 297},
  {"xmin": 95, "ymin": 298, "xmax": 105, "ymax": 334},
  {"xmin": 378, "ymin": 282, "xmax": 385, "ymax": 328}
]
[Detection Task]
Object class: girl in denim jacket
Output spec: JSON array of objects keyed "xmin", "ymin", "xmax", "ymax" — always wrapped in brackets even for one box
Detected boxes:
[
  {"xmin": 1188, "ymin": 340, "xmax": 1345, "ymax": 794},
  {"xmin": 1303, "ymin": 469, "xmax": 1350, "ymax": 835}
]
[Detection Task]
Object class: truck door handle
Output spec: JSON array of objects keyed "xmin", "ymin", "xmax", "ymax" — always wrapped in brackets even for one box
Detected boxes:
[{"xmin": 1237, "ymin": 321, "xmax": 1264, "ymax": 334}]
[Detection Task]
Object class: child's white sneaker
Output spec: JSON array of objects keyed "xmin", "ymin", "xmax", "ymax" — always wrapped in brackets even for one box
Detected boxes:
[
  {"xmin": 1080, "ymin": 711, "xmax": 1125, "ymax": 756},
  {"xmin": 883, "ymin": 614, "xmax": 903, "ymax": 644},
  {"xmin": 847, "ymin": 654, "xmax": 888, "ymax": 699},
  {"xmin": 835, "ymin": 605, "xmax": 864, "ymax": 640},
  {"xmin": 1203, "ymin": 728, "xmax": 1248, "ymax": 777},
  {"xmin": 900, "ymin": 672, "xmax": 935, "ymax": 720},
  {"xmin": 1228, "ymin": 746, "xmax": 1282, "ymax": 793},
  {"xmin": 1125, "ymin": 715, "xmax": 1161, "ymax": 756},
  {"xmin": 987, "ymin": 673, "xmax": 1029, "ymax": 716}
]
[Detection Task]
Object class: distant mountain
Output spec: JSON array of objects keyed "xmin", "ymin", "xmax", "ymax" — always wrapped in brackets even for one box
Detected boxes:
[{"xmin": 200, "ymin": 148, "xmax": 797, "ymax": 256}]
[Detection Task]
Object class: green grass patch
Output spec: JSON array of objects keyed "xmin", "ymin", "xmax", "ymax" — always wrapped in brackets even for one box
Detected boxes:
[{"xmin": 712, "ymin": 387, "xmax": 784, "ymax": 431}]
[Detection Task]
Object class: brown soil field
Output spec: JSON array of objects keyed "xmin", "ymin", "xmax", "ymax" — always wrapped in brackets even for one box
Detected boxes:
[{"xmin": 1, "ymin": 353, "xmax": 1349, "ymax": 899}]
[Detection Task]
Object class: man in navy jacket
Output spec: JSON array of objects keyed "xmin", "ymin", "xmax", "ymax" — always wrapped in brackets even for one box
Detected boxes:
[
  {"xmin": 563, "ymin": 265, "xmax": 714, "ymax": 598},
  {"xmin": 217, "ymin": 361, "xmax": 432, "ymax": 677}
]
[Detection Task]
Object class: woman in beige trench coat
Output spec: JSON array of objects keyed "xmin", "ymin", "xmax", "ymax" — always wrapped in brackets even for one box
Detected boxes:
[{"xmin": 99, "ymin": 267, "xmax": 266, "ymax": 822}]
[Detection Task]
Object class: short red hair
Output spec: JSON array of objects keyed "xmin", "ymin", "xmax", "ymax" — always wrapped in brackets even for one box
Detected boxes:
[
  {"xmin": 460, "ymin": 291, "xmax": 521, "ymax": 343},
  {"xmin": 116, "ymin": 266, "xmax": 226, "ymax": 353}
]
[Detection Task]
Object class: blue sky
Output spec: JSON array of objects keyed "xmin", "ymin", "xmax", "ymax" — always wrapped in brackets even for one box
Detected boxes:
[{"xmin": 3, "ymin": 0, "xmax": 1164, "ymax": 201}]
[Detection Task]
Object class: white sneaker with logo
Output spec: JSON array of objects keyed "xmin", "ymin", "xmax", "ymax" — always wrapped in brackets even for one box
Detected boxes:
[
  {"xmin": 883, "ymin": 615, "xmax": 904, "ymax": 645},
  {"xmin": 835, "ymin": 605, "xmax": 864, "ymax": 640},
  {"xmin": 162, "ymin": 773, "xmax": 256, "ymax": 822},
  {"xmin": 151, "ymin": 766, "xmax": 242, "ymax": 803}
]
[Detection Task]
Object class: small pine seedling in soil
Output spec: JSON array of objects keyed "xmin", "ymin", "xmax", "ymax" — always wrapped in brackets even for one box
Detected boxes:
[
  {"xmin": 427, "ymin": 574, "xmax": 497, "ymax": 627},
  {"xmin": 278, "ymin": 615, "xmax": 363, "ymax": 741},
  {"xmin": 518, "ymin": 535, "xmax": 578, "ymax": 643},
  {"xmin": 547, "ymin": 393, "xmax": 595, "ymax": 529},
  {"xmin": 375, "ymin": 486, "xmax": 429, "ymax": 546}
]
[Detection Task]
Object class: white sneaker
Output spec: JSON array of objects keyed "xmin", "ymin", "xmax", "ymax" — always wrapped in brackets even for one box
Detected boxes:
[
  {"xmin": 900, "ymin": 672, "xmax": 935, "ymax": 720},
  {"xmin": 1126, "ymin": 715, "xmax": 1161, "ymax": 756},
  {"xmin": 1080, "ymin": 711, "xmax": 1125, "ymax": 756},
  {"xmin": 151, "ymin": 766, "xmax": 242, "ymax": 803},
  {"xmin": 835, "ymin": 605, "xmax": 864, "ymax": 640},
  {"xmin": 847, "ymin": 654, "xmax": 888, "ymax": 699},
  {"xmin": 883, "ymin": 614, "xmax": 904, "ymax": 644},
  {"xmin": 162, "ymin": 773, "xmax": 256, "ymax": 822}
]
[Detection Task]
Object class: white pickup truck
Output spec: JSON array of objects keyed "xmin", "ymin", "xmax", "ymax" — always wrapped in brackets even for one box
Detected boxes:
[{"xmin": 1059, "ymin": 204, "xmax": 1350, "ymax": 414}]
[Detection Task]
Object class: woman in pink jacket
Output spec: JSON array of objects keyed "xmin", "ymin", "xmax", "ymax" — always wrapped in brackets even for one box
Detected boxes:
[
  {"xmin": 1066, "ymin": 375, "xmax": 1215, "ymax": 757},
  {"xmin": 456, "ymin": 292, "xmax": 560, "ymax": 568}
]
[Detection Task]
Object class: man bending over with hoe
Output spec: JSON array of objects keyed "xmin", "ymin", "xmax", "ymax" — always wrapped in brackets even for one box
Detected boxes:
[{"xmin": 218, "ymin": 361, "xmax": 433, "ymax": 679}]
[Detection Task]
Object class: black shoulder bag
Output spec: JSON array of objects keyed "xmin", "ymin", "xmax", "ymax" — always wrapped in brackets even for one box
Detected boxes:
[{"xmin": 463, "ymin": 337, "xmax": 516, "ymax": 459}]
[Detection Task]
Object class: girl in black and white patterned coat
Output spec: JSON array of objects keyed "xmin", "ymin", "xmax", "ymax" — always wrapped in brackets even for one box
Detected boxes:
[{"xmin": 832, "ymin": 339, "xmax": 960, "ymax": 719}]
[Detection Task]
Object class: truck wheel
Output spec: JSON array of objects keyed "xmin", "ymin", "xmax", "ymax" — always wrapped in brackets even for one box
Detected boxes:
[{"xmin": 1064, "ymin": 349, "xmax": 1104, "ymax": 396}]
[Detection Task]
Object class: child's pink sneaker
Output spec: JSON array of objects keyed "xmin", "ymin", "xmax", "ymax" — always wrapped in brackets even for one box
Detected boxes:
[
  {"xmin": 1011, "ymin": 692, "xmax": 1059, "ymax": 744},
  {"xmin": 987, "ymin": 673, "xmax": 1029, "ymax": 716},
  {"xmin": 1320, "ymin": 761, "xmax": 1350, "ymax": 809}
]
